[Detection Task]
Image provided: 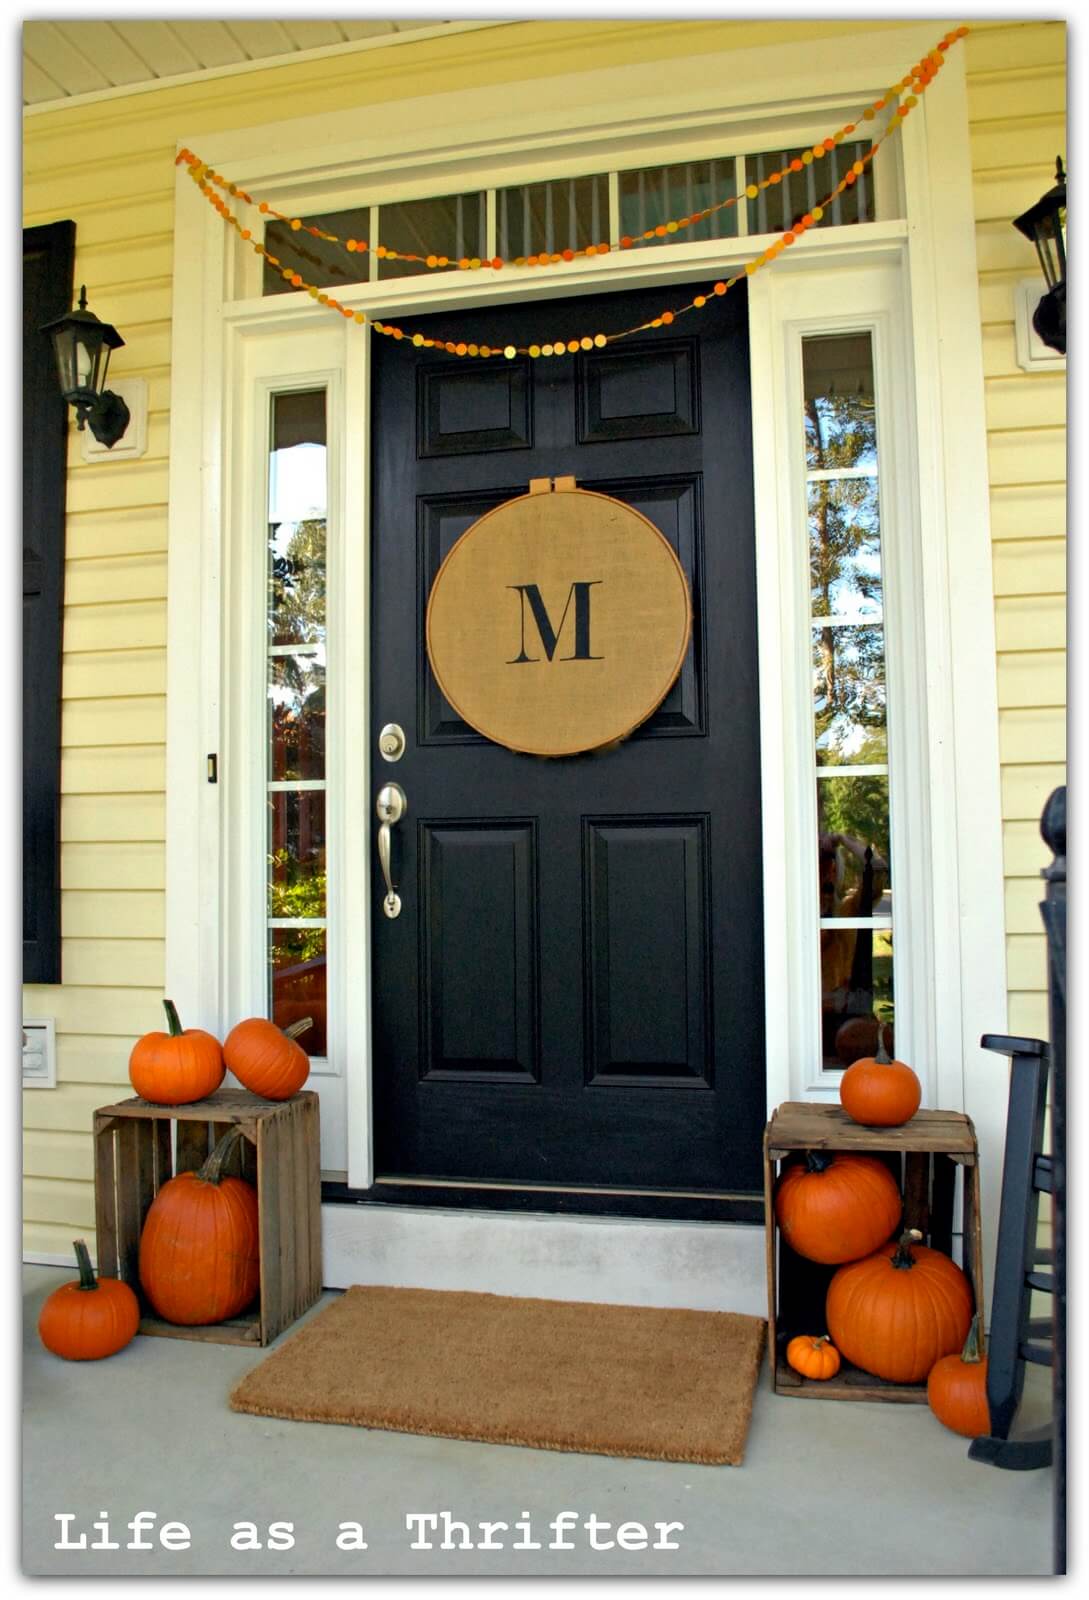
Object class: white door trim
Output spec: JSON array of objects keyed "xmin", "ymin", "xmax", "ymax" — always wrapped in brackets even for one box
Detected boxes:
[{"xmin": 166, "ymin": 24, "xmax": 1006, "ymax": 1306}]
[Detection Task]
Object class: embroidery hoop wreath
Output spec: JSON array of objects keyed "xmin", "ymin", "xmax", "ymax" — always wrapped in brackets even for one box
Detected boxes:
[{"xmin": 425, "ymin": 485, "xmax": 693, "ymax": 757}]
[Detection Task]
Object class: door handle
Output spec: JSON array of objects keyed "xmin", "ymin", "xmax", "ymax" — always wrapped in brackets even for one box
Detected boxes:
[{"xmin": 376, "ymin": 783, "xmax": 407, "ymax": 919}]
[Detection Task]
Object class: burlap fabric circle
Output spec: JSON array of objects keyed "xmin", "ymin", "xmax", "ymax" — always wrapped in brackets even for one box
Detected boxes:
[{"xmin": 426, "ymin": 487, "xmax": 692, "ymax": 756}]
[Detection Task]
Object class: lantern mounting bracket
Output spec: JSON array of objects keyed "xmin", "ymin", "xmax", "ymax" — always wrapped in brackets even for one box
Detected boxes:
[{"xmin": 75, "ymin": 387, "xmax": 131, "ymax": 448}]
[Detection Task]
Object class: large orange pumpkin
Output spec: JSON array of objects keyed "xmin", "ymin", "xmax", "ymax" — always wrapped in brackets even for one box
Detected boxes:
[
  {"xmin": 224, "ymin": 1016, "xmax": 312, "ymax": 1100},
  {"xmin": 38, "ymin": 1240, "xmax": 140, "ymax": 1361},
  {"xmin": 927, "ymin": 1314, "xmax": 991, "ymax": 1437},
  {"xmin": 774, "ymin": 1150, "xmax": 902, "ymax": 1264},
  {"xmin": 129, "ymin": 999, "xmax": 224, "ymax": 1105},
  {"xmin": 139, "ymin": 1129, "xmax": 259, "ymax": 1325},
  {"xmin": 839, "ymin": 1024, "xmax": 921, "ymax": 1128},
  {"xmin": 826, "ymin": 1228, "xmax": 974, "ymax": 1384}
]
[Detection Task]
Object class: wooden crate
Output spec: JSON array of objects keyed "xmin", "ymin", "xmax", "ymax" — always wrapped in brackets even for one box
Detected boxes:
[
  {"xmin": 764, "ymin": 1102, "xmax": 984, "ymax": 1403},
  {"xmin": 93, "ymin": 1088, "xmax": 322, "ymax": 1346}
]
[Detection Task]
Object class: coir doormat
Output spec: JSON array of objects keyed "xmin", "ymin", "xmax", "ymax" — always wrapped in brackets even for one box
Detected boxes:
[{"xmin": 228, "ymin": 1286, "xmax": 766, "ymax": 1466}]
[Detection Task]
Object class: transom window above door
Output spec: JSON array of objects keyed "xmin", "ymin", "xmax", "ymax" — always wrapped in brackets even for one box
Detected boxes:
[{"xmin": 261, "ymin": 138, "xmax": 885, "ymax": 295}]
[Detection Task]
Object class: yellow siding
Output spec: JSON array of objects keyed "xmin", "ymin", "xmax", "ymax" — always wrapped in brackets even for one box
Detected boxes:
[
  {"xmin": 21, "ymin": 20, "xmax": 1065, "ymax": 1257},
  {"xmin": 966, "ymin": 19, "xmax": 1066, "ymax": 1033}
]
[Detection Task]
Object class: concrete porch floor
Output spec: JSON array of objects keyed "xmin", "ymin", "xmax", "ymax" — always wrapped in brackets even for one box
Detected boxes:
[{"xmin": 21, "ymin": 1264, "xmax": 1056, "ymax": 1580}]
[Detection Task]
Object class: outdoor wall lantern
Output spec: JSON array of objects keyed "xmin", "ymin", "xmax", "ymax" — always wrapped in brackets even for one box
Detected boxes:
[
  {"xmin": 40, "ymin": 285, "xmax": 131, "ymax": 448},
  {"xmin": 1013, "ymin": 157, "xmax": 1066, "ymax": 356}
]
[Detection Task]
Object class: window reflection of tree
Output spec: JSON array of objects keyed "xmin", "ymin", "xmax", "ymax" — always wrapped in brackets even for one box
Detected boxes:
[
  {"xmin": 807, "ymin": 349, "xmax": 894, "ymax": 1064},
  {"xmin": 269, "ymin": 516, "xmax": 326, "ymax": 646}
]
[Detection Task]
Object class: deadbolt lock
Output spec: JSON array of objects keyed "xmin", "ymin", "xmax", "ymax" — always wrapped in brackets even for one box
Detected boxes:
[{"xmin": 378, "ymin": 722, "xmax": 406, "ymax": 762}]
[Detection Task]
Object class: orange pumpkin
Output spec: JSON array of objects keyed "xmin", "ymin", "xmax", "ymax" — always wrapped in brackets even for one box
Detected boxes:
[
  {"xmin": 139, "ymin": 1129, "xmax": 259, "ymax": 1325},
  {"xmin": 774, "ymin": 1150, "xmax": 902, "ymax": 1264},
  {"xmin": 927, "ymin": 1314, "xmax": 991, "ymax": 1437},
  {"xmin": 224, "ymin": 1016, "xmax": 312, "ymax": 1100},
  {"xmin": 826, "ymin": 1228, "xmax": 974, "ymax": 1384},
  {"xmin": 38, "ymin": 1240, "xmax": 140, "ymax": 1361},
  {"xmin": 129, "ymin": 999, "xmax": 224, "ymax": 1105},
  {"xmin": 839, "ymin": 1023, "xmax": 921, "ymax": 1128},
  {"xmin": 834, "ymin": 1014, "xmax": 891, "ymax": 1067},
  {"xmin": 786, "ymin": 1334, "xmax": 841, "ymax": 1381}
]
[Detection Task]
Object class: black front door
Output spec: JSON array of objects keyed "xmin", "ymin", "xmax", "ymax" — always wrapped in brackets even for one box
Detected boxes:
[{"xmin": 370, "ymin": 280, "xmax": 765, "ymax": 1210}]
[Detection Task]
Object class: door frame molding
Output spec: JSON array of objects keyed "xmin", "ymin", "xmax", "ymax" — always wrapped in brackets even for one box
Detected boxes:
[{"xmin": 166, "ymin": 23, "xmax": 1006, "ymax": 1271}]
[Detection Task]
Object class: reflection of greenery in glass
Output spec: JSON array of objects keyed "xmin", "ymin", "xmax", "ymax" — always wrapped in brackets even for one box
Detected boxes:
[
  {"xmin": 268, "ymin": 654, "xmax": 325, "ymax": 781},
  {"xmin": 808, "ymin": 479, "xmax": 882, "ymax": 618},
  {"xmin": 872, "ymin": 929, "xmax": 894, "ymax": 1028},
  {"xmin": 269, "ymin": 517, "xmax": 327, "ymax": 647},
  {"xmin": 805, "ymin": 391, "xmax": 877, "ymax": 472},
  {"xmin": 268, "ymin": 791, "xmax": 326, "ymax": 925},
  {"xmin": 268, "ymin": 882, "xmax": 326, "ymax": 959},
  {"xmin": 813, "ymin": 624, "xmax": 887, "ymax": 764},
  {"xmin": 805, "ymin": 336, "xmax": 882, "ymax": 621},
  {"xmin": 817, "ymin": 773, "xmax": 890, "ymax": 893}
]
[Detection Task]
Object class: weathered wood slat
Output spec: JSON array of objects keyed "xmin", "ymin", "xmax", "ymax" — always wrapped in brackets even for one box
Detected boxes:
[
  {"xmin": 175, "ymin": 1118, "xmax": 211, "ymax": 1175},
  {"xmin": 137, "ymin": 1315, "xmax": 262, "ymax": 1345},
  {"xmin": 258, "ymin": 1110, "xmax": 284, "ymax": 1342},
  {"xmin": 774, "ymin": 1357, "xmax": 931, "ymax": 1405},
  {"xmin": 305, "ymin": 1096, "xmax": 324, "ymax": 1312},
  {"xmin": 903, "ymin": 1151, "xmax": 930, "ymax": 1235},
  {"xmin": 766, "ymin": 1102, "xmax": 978, "ymax": 1160},
  {"xmin": 97, "ymin": 1087, "xmax": 286, "ymax": 1119},
  {"xmin": 92, "ymin": 1112, "xmax": 119, "ymax": 1278}
]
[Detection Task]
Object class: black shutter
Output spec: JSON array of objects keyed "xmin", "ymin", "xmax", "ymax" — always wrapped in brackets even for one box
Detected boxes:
[{"xmin": 23, "ymin": 220, "xmax": 75, "ymax": 984}]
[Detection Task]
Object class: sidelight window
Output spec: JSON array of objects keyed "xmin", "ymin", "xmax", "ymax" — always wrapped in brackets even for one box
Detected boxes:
[
  {"xmin": 803, "ymin": 333, "xmax": 894, "ymax": 1071},
  {"xmin": 266, "ymin": 389, "xmax": 328, "ymax": 1057}
]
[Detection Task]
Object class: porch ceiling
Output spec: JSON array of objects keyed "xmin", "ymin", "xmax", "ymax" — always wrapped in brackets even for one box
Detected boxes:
[{"xmin": 21, "ymin": 19, "xmax": 466, "ymax": 109}]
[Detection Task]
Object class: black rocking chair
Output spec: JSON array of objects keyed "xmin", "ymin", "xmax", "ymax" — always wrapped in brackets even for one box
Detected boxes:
[{"xmin": 968, "ymin": 787, "xmax": 1065, "ymax": 1576}]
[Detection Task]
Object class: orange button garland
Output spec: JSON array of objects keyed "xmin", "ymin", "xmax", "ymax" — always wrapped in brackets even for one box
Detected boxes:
[{"xmin": 177, "ymin": 26, "xmax": 968, "ymax": 358}]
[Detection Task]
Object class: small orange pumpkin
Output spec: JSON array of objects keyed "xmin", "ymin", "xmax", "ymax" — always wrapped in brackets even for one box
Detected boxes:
[
  {"xmin": 826, "ymin": 1228, "xmax": 974, "ymax": 1384},
  {"xmin": 139, "ymin": 1129, "xmax": 260, "ymax": 1325},
  {"xmin": 839, "ymin": 1023, "xmax": 921, "ymax": 1128},
  {"xmin": 224, "ymin": 1015, "xmax": 312, "ymax": 1100},
  {"xmin": 129, "ymin": 999, "xmax": 224, "ymax": 1105},
  {"xmin": 38, "ymin": 1240, "xmax": 140, "ymax": 1361},
  {"xmin": 774, "ymin": 1150, "xmax": 902, "ymax": 1264},
  {"xmin": 927, "ymin": 1314, "xmax": 991, "ymax": 1437},
  {"xmin": 786, "ymin": 1334, "xmax": 841, "ymax": 1381}
]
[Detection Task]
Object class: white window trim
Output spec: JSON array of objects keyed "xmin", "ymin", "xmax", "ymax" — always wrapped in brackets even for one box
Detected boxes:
[
  {"xmin": 166, "ymin": 23, "xmax": 1006, "ymax": 1272},
  {"xmin": 750, "ymin": 249, "xmax": 931, "ymax": 1102}
]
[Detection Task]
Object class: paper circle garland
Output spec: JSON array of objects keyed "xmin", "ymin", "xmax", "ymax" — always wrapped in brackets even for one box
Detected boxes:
[{"xmin": 425, "ymin": 484, "xmax": 692, "ymax": 756}]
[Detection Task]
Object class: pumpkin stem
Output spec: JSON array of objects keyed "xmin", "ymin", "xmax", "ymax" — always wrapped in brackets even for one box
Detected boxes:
[
  {"xmin": 875, "ymin": 1023, "xmax": 892, "ymax": 1065},
  {"xmin": 891, "ymin": 1227, "xmax": 924, "ymax": 1268},
  {"xmin": 72, "ymin": 1239, "xmax": 98, "ymax": 1291},
  {"xmin": 804, "ymin": 1150, "xmax": 834, "ymax": 1174},
  {"xmin": 284, "ymin": 1016, "xmax": 313, "ymax": 1041},
  {"xmin": 162, "ymin": 998, "xmax": 184, "ymax": 1037},
  {"xmin": 197, "ymin": 1127, "xmax": 246, "ymax": 1186},
  {"xmin": 961, "ymin": 1313, "xmax": 985, "ymax": 1364}
]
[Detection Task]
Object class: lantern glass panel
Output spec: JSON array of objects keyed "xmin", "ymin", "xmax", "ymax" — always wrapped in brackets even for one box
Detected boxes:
[
  {"xmin": 1036, "ymin": 208, "xmax": 1066, "ymax": 289},
  {"xmin": 52, "ymin": 325, "xmax": 109, "ymax": 399}
]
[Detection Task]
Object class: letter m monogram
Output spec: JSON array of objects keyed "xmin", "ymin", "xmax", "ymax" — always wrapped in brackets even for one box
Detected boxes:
[{"xmin": 507, "ymin": 582, "xmax": 603, "ymax": 663}]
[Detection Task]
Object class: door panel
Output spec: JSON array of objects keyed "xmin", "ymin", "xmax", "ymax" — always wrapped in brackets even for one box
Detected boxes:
[{"xmin": 371, "ymin": 280, "xmax": 765, "ymax": 1202}]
